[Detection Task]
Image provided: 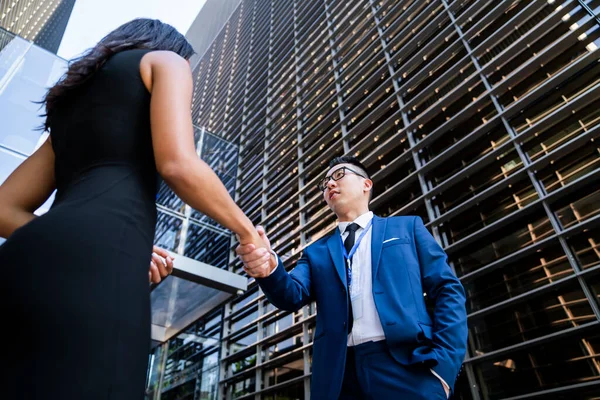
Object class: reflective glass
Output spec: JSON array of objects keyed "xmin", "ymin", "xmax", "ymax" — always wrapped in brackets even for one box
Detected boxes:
[{"xmin": 0, "ymin": 36, "xmax": 66, "ymax": 155}]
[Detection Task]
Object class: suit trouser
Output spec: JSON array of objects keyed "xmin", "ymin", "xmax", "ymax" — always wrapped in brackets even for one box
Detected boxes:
[{"xmin": 339, "ymin": 340, "xmax": 447, "ymax": 400}]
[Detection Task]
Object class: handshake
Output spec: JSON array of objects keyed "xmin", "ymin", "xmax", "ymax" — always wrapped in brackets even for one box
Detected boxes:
[
  {"xmin": 149, "ymin": 225, "xmax": 277, "ymax": 283},
  {"xmin": 235, "ymin": 225, "xmax": 278, "ymax": 278}
]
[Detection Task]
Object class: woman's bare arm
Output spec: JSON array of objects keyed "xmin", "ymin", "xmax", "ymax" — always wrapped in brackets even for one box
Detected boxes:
[
  {"xmin": 140, "ymin": 51, "xmax": 261, "ymax": 245},
  {"xmin": 0, "ymin": 138, "xmax": 56, "ymax": 238}
]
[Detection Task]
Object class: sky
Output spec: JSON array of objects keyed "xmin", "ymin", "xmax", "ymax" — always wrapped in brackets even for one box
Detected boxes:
[{"xmin": 58, "ymin": 0, "xmax": 208, "ymax": 60}]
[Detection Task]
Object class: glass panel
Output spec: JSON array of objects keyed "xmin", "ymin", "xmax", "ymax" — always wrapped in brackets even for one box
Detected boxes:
[
  {"xmin": 421, "ymin": 106, "xmax": 500, "ymax": 166},
  {"xmin": 521, "ymin": 101, "xmax": 600, "ymax": 163},
  {"xmin": 510, "ymin": 61, "xmax": 600, "ymax": 136},
  {"xmin": 190, "ymin": 130, "xmax": 239, "ymax": 225},
  {"xmin": 204, "ymin": 312, "xmax": 222, "ymax": 332},
  {"xmin": 263, "ymin": 357, "xmax": 305, "ymax": 389},
  {"xmin": 185, "ymin": 222, "xmax": 230, "ymax": 270},
  {"xmin": 555, "ymin": 188, "xmax": 600, "ymax": 230},
  {"xmin": 229, "ymin": 353, "xmax": 257, "ymax": 375},
  {"xmin": 262, "ymin": 331, "xmax": 304, "ymax": 363},
  {"xmin": 231, "ymin": 310, "xmax": 258, "ymax": 332},
  {"xmin": 469, "ymin": 281, "xmax": 595, "ymax": 354},
  {"xmin": 161, "ymin": 379, "xmax": 195, "ymax": 399},
  {"xmin": 371, "ymin": 179, "xmax": 424, "ymax": 218},
  {"xmin": 463, "ymin": 241, "xmax": 574, "ymax": 313},
  {"xmin": 149, "ymin": 310, "xmax": 222, "ymax": 399},
  {"xmin": 230, "ymin": 330, "xmax": 258, "ymax": 353},
  {"xmin": 440, "ymin": 178, "xmax": 538, "ymax": 243},
  {"xmin": 475, "ymin": 4, "xmax": 554, "ymax": 66},
  {"xmin": 536, "ymin": 137, "xmax": 599, "ymax": 195},
  {"xmin": 151, "ymin": 276, "xmax": 229, "ymax": 340},
  {"xmin": 262, "ymin": 380, "xmax": 304, "ymax": 400},
  {"xmin": 451, "ymin": 214, "xmax": 555, "ymax": 277},
  {"xmin": 146, "ymin": 345, "xmax": 167, "ymax": 398},
  {"xmin": 263, "ymin": 313, "xmax": 294, "ymax": 338},
  {"xmin": 231, "ymin": 290, "xmax": 259, "ymax": 312},
  {"xmin": 197, "ymin": 351, "xmax": 220, "ymax": 400},
  {"xmin": 428, "ymin": 147, "xmax": 523, "ymax": 196},
  {"xmin": 473, "ymin": 331, "xmax": 600, "ymax": 398},
  {"xmin": 231, "ymin": 376, "xmax": 255, "ymax": 399},
  {"xmin": 154, "ymin": 211, "xmax": 184, "ymax": 252},
  {"xmin": 264, "ymin": 301, "xmax": 279, "ymax": 315},
  {"xmin": 0, "ymin": 37, "xmax": 67, "ymax": 155},
  {"xmin": 156, "ymin": 181, "xmax": 185, "ymax": 213},
  {"xmin": 566, "ymin": 227, "xmax": 600, "ymax": 271}
]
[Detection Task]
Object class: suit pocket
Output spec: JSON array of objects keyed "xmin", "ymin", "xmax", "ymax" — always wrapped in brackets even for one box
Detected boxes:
[
  {"xmin": 382, "ymin": 237, "xmax": 411, "ymax": 248},
  {"xmin": 418, "ymin": 323, "xmax": 433, "ymax": 342}
]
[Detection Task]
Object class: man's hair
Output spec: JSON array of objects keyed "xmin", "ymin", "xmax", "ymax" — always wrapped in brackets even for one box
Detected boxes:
[{"xmin": 328, "ymin": 156, "xmax": 370, "ymax": 179}]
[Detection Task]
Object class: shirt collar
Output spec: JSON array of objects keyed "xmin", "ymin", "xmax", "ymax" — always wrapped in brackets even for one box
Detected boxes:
[{"xmin": 339, "ymin": 211, "xmax": 373, "ymax": 234}]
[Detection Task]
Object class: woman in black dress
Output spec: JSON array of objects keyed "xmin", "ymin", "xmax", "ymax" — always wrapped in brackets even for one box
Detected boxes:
[{"xmin": 0, "ymin": 19, "xmax": 264, "ymax": 399}]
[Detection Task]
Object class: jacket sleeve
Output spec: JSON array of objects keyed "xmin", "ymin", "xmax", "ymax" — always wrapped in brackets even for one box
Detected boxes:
[
  {"xmin": 413, "ymin": 216, "xmax": 468, "ymax": 391},
  {"xmin": 256, "ymin": 251, "xmax": 312, "ymax": 312}
]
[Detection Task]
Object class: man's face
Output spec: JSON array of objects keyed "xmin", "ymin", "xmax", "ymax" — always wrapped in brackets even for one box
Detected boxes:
[{"xmin": 322, "ymin": 163, "xmax": 371, "ymax": 214}]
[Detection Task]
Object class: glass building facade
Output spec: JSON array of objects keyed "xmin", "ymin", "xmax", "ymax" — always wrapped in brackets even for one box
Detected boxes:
[
  {"xmin": 2, "ymin": 0, "xmax": 600, "ymax": 399},
  {"xmin": 155, "ymin": 0, "xmax": 600, "ymax": 399},
  {"xmin": 0, "ymin": 0, "xmax": 76, "ymax": 53}
]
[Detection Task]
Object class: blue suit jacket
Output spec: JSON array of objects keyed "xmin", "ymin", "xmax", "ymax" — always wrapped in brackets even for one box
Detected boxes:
[{"xmin": 257, "ymin": 215, "xmax": 467, "ymax": 399}]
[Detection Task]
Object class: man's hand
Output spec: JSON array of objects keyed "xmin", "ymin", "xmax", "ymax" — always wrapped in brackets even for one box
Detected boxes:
[
  {"xmin": 431, "ymin": 370, "xmax": 450, "ymax": 398},
  {"xmin": 149, "ymin": 245, "xmax": 175, "ymax": 283},
  {"xmin": 236, "ymin": 226, "xmax": 277, "ymax": 278}
]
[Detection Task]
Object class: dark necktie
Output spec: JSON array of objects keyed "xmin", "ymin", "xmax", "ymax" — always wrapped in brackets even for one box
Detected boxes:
[
  {"xmin": 344, "ymin": 223, "xmax": 360, "ymax": 254},
  {"xmin": 344, "ymin": 223, "xmax": 360, "ymax": 333}
]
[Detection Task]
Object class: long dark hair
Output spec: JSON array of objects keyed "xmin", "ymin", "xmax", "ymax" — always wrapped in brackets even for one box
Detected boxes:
[{"xmin": 42, "ymin": 18, "xmax": 195, "ymax": 131}]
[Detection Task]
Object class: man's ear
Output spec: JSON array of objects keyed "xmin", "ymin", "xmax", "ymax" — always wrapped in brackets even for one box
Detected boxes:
[{"xmin": 364, "ymin": 178, "xmax": 373, "ymax": 194}]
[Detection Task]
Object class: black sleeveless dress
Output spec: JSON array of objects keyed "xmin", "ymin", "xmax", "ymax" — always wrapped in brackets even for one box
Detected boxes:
[{"xmin": 0, "ymin": 49, "xmax": 158, "ymax": 399}]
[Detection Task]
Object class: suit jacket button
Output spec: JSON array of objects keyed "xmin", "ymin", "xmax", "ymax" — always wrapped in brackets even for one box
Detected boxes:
[{"xmin": 343, "ymin": 322, "xmax": 346, "ymax": 328}]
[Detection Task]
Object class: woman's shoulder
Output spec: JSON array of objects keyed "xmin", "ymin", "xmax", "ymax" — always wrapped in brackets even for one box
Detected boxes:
[{"xmin": 139, "ymin": 50, "xmax": 188, "ymax": 68}]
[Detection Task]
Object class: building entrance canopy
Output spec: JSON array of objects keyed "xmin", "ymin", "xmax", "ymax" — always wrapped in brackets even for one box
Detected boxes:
[{"xmin": 150, "ymin": 253, "xmax": 246, "ymax": 343}]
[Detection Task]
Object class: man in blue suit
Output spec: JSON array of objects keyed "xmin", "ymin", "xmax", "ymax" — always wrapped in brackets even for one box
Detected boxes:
[{"xmin": 237, "ymin": 156, "xmax": 467, "ymax": 400}]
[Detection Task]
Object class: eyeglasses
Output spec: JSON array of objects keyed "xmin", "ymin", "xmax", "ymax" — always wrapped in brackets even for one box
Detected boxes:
[{"xmin": 318, "ymin": 166, "xmax": 367, "ymax": 191}]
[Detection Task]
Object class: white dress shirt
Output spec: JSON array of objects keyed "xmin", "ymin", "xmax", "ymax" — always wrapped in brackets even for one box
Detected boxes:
[{"xmin": 338, "ymin": 211, "xmax": 386, "ymax": 346}]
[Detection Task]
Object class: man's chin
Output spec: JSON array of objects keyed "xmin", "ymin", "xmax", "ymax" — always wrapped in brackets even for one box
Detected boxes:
[{"xmin": 330, "ymin": 204, "xmax": 345, "ymax": 217}]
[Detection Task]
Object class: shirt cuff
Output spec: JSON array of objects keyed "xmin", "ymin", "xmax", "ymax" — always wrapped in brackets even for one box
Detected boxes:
[
  {"xmin": 430, "ymin": 369, "xmax": 450, "ymax": 398},
  {"xmin": 268, "ymin": 250, "xmax": 278, "ymax": 276}
]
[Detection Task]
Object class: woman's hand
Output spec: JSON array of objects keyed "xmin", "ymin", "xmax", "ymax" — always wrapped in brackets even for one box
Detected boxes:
[{"xmin": 149, "ymin": 246, "xmax": 175, "ymax": 283}]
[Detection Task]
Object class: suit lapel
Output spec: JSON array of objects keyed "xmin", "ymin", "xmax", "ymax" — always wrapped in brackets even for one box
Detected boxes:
[
  {"xmin": 371, "ymin": 215, "xmax": 386, "ymax": 280},
  {"xmin": 327, "ymin": 228, "xmax": 347, "ymax": 290}
]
